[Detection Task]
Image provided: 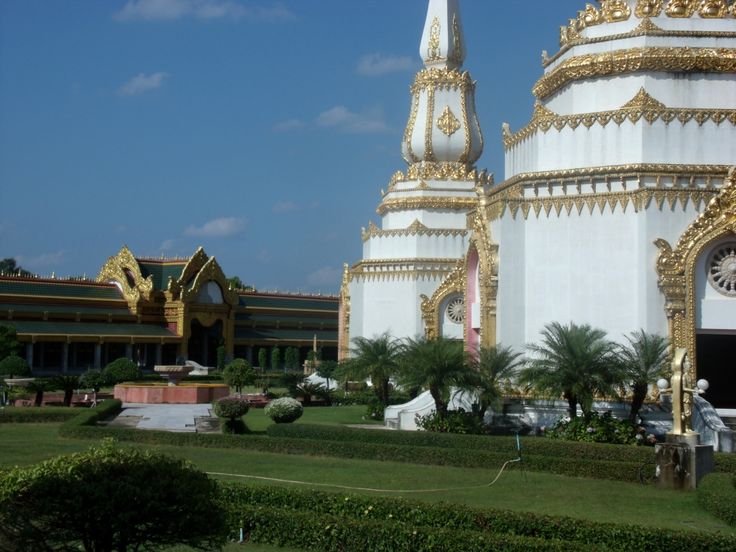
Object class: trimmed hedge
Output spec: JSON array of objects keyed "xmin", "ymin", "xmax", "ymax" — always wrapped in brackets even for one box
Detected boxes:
[
  {"xmin": 58, "ymin": 399, "xmax": 123, "ymax": 435},
  {"xmin": 220, "ymin": 485, "xmax": 736, "ymax": 552},
  {"xmin": 0, "ymin": 407, "xmax": 78, "ymax": 423},
  {"xmin": 697, "ymin": 473, "xmax": 736, "ymax": 527},
  {"xmin": 235, "ymin": 505, "xmax": 585, "ymax": 552}
]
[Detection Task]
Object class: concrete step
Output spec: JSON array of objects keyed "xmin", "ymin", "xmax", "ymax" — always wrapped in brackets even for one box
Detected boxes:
[{"xmin": 720, "ymin": 416, "xmax": 736, "ymax": 431}]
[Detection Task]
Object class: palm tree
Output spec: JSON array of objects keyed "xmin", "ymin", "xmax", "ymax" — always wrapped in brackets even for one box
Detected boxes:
[
  {"xmin": 469, "ymin": 344, "xmax": 523, "ymax": 419},
  {"xmin": 52, "ymin": 374, "xmax": 80, "ymax": 407},
  {"xmin": 345, "ymin": 334, "xmax": 402, "ymax": 407},
  {"xmin": 519, "ymin": 322, "xmax": 618, "ymax": 419},
  {"xmin": 397, "ymin": 336, "xmax": 474, "ymax": 420},
  {"xmin": 616, "ymin": 330, "xmax": 669, "ymax": 423}
]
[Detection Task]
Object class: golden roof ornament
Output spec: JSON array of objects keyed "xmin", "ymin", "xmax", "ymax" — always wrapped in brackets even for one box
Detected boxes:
[{"xmin": 420, "ymin": 0, "xmax": 466, "ymax": 69}]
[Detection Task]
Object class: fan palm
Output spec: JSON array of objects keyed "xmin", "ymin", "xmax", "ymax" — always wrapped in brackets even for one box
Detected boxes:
[
  {"xmin": 520, "ymin": 322, "xmax": 618, "ymax": 419},
  {"xmin": 397, "ymin": 336, "xmax": 473, "ymax": 419},
  {"xmin": 52, "ymin": 374, "xmax": 80, "ymax": 407},
  {"xmin": 345, "ymin": 334, "xmax": 402, "ymax": 406},
  {"xmin": 616, "ymin": 330, "xmax": 669, "ymax": 423},
  {"xmin": 469, "ymin": 344, "xmax": 523, "ymax": 417}
]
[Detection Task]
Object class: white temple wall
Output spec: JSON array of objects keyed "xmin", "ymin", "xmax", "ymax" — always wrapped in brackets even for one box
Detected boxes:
[
  {"xmin": 382, "ymin": 209, "xmax": 471, "ymax": 230},
  {"xmin": 363, "ymin": 233, "xmax": 468, "ymax": 261}
]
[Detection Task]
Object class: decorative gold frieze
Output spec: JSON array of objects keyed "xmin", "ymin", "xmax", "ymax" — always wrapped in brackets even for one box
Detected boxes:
[
  {"xmin": 504, "ymin": 88, "xmax": 736, "ymax": 150},
  {"xmin": 412, "ymin": 68, "xmax": 475, "ymax": 93},
  {"xmin": 437, "ymin": 105, "xmax": 461, "ymax": 136},
  {"xmin": 420, "ymin": 260, "xmax": 466, "ymax": 340},
  {"xmin": 376, "ymin": 196, "xmax": 478, "ymax": 216},
  {"xmin": 406, "ymin": 162, "xmax": 491, "ymax": 183},
  {"xmin": 699, "ymin": 0, "xmax": 730, "ymax": 18},
  {"xmin": 426, "ymin": 16, "xmax": 441, "ymax": 62},
  {"xmin": 655, "ymin": 167, "xmax": 736, "ymax": 379},
  {"xmin": 361, "ymin": 219, "xmax": 468, "ymax": 242},
  {"xmin": 350, "ymin": 257, "xmax": 458, "ymax": 283},
  {"xmin": 636, "ymin": 0, "xmax": 664, "ymax": 17},
  {"xmin": 338, "ymin": 263, "xmax": 351, "ymax": 361},
  {"xmin": 666, "ymin": 0, "xmax": 697, "ymax": 17},
  {"xmin": 402, "ymin": 88, "xmax": 421, "ymax": 163},
  {"xmin": 580, "ymin": 4, "xmax": 603, "ymax": 28},
  {"xmin": 451, "ymin": 13, "xmax": 463, "ymax": 65},
  {"xmin": 534, "ymin": 47, "xmax": 736, "ymax": 100},
  {"xmin": 601, "ymin": 0, "xmax": 632, "ymax": 22}
]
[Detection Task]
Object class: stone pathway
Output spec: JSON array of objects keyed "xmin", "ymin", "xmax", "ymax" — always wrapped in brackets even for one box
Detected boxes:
[{"xmin": 111, "ymin": 403, "xmax": 217, "ymax": 433}]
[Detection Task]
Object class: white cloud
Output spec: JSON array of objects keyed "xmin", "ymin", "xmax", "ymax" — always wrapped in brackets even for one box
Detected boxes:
[
  {"xmin": 272, "ymin": 201, "xmax": 299, "ymax": 214},
  {"xmin": 272, "ymin": 118, "xmax": 305, "ymax": 132},
  {"xmin": 15, "ymin": 250, "xmax": 66, "ymax": 269},
  {"xmin": 118, "ymin": 72, "xmax": 169, "ymax": 96},
  {"xmin": 183, "ymin": 217, "xmax": 245, "ymax": 237},
  {"xmin": 356, "ymin": 53, "xmax": 413, "ymax": 76},
  {"xmin": 316, "ymin": 105, "xmax": 388, "ymax": 134},
  {"xmin": 114, "ymin": 0, "xmax": 295, "ymax": 22},
  {"xmin": 307, "ymin": 266, "xmax": 341, "ymax": 287},
  {"xmin": 159, "ymin": 238, "xmax": 175, "ymax": 251}
]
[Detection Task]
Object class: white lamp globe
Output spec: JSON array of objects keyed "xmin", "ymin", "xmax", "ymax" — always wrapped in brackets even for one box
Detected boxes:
[
  {"xmin": 696, "ymin": 379, "xmax": 710, "ymax": 392},
  {"xmin": 656, "ymin": 378, "xmax": 669, "ymax": 391}
]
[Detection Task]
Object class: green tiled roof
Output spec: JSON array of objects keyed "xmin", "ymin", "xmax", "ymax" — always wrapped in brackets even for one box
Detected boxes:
[
  {"xmin": 5, "ymin": 320, "xmax": 177, "ymax": 338},
  {"xmin": 0, "ymin": 303, "xmax": 133, "ymax": 317},
  {"xmin": 0, "ymin": 279, "xmax": 123, "ymax": 300},
  {"xmin": 234, "ymin": 327, "xmax": 337, "ymax": 342},
  {"xmin": 238, "ymin": 294, "xmax": 339, "ymax": 312},
  {"xmin": 138, "ymin": 262, "xmax": 186, "ymax": 291}
]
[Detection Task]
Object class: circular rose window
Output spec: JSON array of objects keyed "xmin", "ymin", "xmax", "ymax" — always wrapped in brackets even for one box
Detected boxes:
[
  {"xmin": 445, "ymin": 296, "xmax": 465, "ymax": 324},
  {"xmin": 707, "ymin": 243, "xmax": 736, "ymax": 297}
]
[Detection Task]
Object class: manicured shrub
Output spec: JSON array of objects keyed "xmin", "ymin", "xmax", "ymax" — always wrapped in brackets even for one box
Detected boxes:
[
  {"xmin": 415, "ymin": 408, "xmax": 488, "ymax": 434},
  {"xmin": 0, "ymin": 406, "xmax": 77, "ymax": 423},
  {"xmin": 697, "ymin": 473, "xmax": 736, "ymax": 526},
  {"xmin": 102, "ymin": 357, "xmax": 142, "ymax": 385},
  {"xmin": 547, "ymin": 411, "xmax": 639, "ymax": 445},
  {"xmin": 222, "ymin": 358, "xmax": 256, "ymax": 393},
  {"xmin": 213, "ymin": 396, "xmax": 251, "ymax": 434},
  {"xmin": 79, "ymin": 369, "xmax": 104, "ymax": 392},
  {"xmin": 0, "ymin": 354, "xmax": 30, "ymax": 378},
  {"xmin": 0, "ymin": 439, "xmax": 227, "ymax": 551},
  {"xmin": 264, "ymin": 397, "xmax": 303, "ymax": 423}
]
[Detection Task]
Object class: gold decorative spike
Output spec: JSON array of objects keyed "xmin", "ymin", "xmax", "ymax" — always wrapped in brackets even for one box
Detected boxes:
[
  {"xmin": 583, "ymin": 4, "xmax": 603, "ymax": 26},
  {"xmin": 666, "ymin": 0, "xmax": 697, "ymax": 17},
  {"xmin": 698, "ymin": 0, "xmax": 729, "ymax": 18},
  {"xmin": 601, "ymin": 0, "xmax": 632, "ymax": 21},
  {"xmin": 636, "ymin": 0, "xmax": 664, "ymax": 17},
  {"xmin": 437, "ymin": 106, "xmax": 461, "ymax": 136},
  {"xmin": 96, "ymin": 246, "xmax": 154, "ymax": 308},
  {"xmin": 451, "ymin": 13, "xmax": 463, "ymax": 64},
  {"xmin": 427, "ymin": 17, "xmax": 441, "ymax": 62}
]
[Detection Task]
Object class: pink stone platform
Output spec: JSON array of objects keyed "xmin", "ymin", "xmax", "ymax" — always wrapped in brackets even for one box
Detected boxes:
[{"xmin": 114, "ymin": 383, "xmax": 229, "ymax": 404}]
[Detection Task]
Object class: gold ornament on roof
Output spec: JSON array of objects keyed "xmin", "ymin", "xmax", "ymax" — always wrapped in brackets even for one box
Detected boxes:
[
  {"xmin": 581, "ymin": 4, "xmax": 603, "ymax": 27},
  {"xmin": 666, "ymin": 0, "xmax": 697, "ymax": 17},
  {"xmin": 451, "ymin": 13, "xmax": 463, "ymax": 65},
  {"xmin": 601, "ymin": 0, "xmax": 632, "ymax": 22},
  {"xmin": 699, "ymin": 0, "xmax": 729, "ymax": 18},
  {"xmin": 636, "ymin": 0, "xmax": 664, "ymax": 17},
  {"xmin": 437, "ymin": 106, "xmax": 461, "ymax": 136},
  {"xmin": 427, "ymin": 17, "xmax": 441, "ymax": 62}
]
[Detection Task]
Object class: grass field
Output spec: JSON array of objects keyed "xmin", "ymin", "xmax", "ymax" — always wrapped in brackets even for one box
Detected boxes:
[{"xmin": 1, "ymin": 420, "xmax": 732, "ymax": 535}]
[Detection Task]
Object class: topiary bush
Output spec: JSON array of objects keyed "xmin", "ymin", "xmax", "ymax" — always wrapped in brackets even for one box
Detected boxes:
[
  {"xmin": 265, "ymin": 397, "xmax": 303, "ymax": 424},
  {"xmin": 213, "ymin": 396, "xmax": 251, "ymax": 434},
  {"xmin": 102, "ymin": 357, "xmax": 142, "ymax": 385},
  {"xmin": 547, "ymin": 411, "xmax": 638, "ymax": 445},
  {"xmin": 0, "ymin": 354, "xmax": 30, "ymax": 379},
  {"xmin": 222, "ymin": 358, "xmax": 256, "ymax": 394},
  {"xmin": 697, "ymin": 472, "xmax": 736, "ymax": 526}
]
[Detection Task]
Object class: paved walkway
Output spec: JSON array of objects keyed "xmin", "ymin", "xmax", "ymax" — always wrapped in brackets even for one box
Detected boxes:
[{"xmin": 113, "ymin": 403, "xmax": 214, "ymax": 432}]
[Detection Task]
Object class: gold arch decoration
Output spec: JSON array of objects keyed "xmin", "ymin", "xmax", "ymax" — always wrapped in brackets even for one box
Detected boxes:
[
  {"xmin": 96, "ymin": 245, "xmax": 154, "ymax": 309},
  {"xmin": 420, "ymin": 260, "xmax": 466, "ymax": 340},
  {"xmin": 655, "ymin": 167, "xmax": 736, "ymax": 381},
  {"xmin": 338, "ymin": 263, "xmax": 351, "ymax": 361},
  {"xmin": 465, "ymin": 204, "xmax": 499, "ymax": 348},
  {"xmin": 180, "ymin": 256, "xmax": 239, "ymax": 306}
]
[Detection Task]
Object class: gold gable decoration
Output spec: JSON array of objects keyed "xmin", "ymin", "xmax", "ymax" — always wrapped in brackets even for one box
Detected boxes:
[
  {"xmin": 420, "ymin": 260, "xmax": 466, "ymax": 340},
  {"xmin": 96, "ymin": 245, "xmax": 154, "ymax": 309},
  {"xmin": 179, "ymin": 256, "xmax": 238, "ymax": 306},
  {"xmin": 655, "ymin": 167, "xmax": 736, "ymax": 380},
  {"xmin": 466, "ymin": 204, "xmax": 499, "ymax": 348}
]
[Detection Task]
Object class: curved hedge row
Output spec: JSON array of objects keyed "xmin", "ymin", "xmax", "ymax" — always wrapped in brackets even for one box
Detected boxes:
[
  {"xmin": 220, "ymin": 484, "xmax": 736, "ymax": 552},
  {"xmin": 0, "ymin": 407, "xmax": 78, "ymax": 423},
  {"xmin": 697, "ymin": 473, "xmax": 736, "ymax": 527}
]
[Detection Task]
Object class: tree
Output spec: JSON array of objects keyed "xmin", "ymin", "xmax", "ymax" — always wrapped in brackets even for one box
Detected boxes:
[
  {"xmin": 0, "ymin": 325, "xmax": 20, "ymax": 361},
  {"xmin": 102, "ymin": 357, "xmax": 141, "ymax": 385},
  {"xmin": 51, "ymin": 374, "xmax": 80, "ymax": 407},
  {"xmin": 80, "ymin": 369, "xmax": 105, "ymax": 405},
  {"xmin": 0, "ymin": 354, "xmax": 30, "ymax": 379},
  {"xmin": 397, "ymin": 336, "xmax": 474, "ymax": 420},
  {"xmin": 284, "ymin": 347, "xmax": 299, "ymax": 370},
  {"xmin": 213, "ymin": 395, "xmax": 251, "ymax": 434},
  {"xmin": 0, "ymin": 439, "xmax": 227, "ymax": 552},
  {"xmin": 469, "ymin": 344, "xmax": 524, "ymax": 419},
  {"xmin": 519, "ymin": 322, "xmax": 618, "ymax": 419},
  {"xmin": 271, "ymin": 347, "xmax": 281, "ymax": 371},
  {"xmin": 25, "ymin": 379, "xmax": 51, "ymax": 407},
  {"xmin": 0, "ymin": 258, "xmax": 32, "ymax": 277},
  {"xmin": 317, "ymin": 359, "xmax": 338, "ymax": 391},
  {"xmin": 258, "ymin": 348, "xmax": 268, "ymax": 370},
  {"xmin": 346, "ymin": 334, "xmax": 402, "ymax": 407},
  {"xmin": 616, "ymin": 330, "xmax": 669, "ymax": 423},
  {"xmin": 222, "ymin": 358, "xmax": 256, "ymax": 394},
  {"xmin": 215, "ymin": 345, "xmax": 226, "ymax": 371},
  {"xmin": 226, "ymin": 275, "xmax": 254, "ymax": 291}
]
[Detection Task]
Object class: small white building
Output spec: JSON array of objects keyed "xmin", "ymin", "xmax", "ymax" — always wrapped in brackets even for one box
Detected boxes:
[{"xmin": 342, "ymin": 0, "xmax": 736, "ymax": 411}]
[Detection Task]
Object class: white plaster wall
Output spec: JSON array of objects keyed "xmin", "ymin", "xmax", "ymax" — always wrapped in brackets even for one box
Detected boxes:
[
  {"xmin": 363, "ymin": 233, "xmax": 468, "ymax": 261},
  {"xmin": 695, "ymin": 238, "xmax": 736, "ymax": 330},
  {"xmin": 382, "ymin": 209, "xmax": 471, "ymax": 230}
]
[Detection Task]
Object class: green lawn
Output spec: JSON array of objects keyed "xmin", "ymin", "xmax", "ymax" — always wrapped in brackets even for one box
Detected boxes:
[
  {"xmin": 0, "ymin": 422, "xmax": 732, "ymax": 535},
  {"xmin": 243, "ymin": 404, "xmax": 378, "ymax": 432}
]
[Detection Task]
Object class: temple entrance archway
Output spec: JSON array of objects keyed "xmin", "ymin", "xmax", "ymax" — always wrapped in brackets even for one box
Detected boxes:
[{"xmin": 188, "ymin": 319, "xmax": 223, "ymax": 367}]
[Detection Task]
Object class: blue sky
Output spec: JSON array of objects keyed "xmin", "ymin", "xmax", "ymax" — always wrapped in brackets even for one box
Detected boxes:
[{"xmin": 0, "ymin": 0, "xmax": 584, "ymax": 294}]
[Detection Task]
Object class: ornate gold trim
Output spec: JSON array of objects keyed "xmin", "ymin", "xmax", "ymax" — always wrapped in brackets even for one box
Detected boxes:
[
  {"xmin": 699, "ymin": 0, "xmax": 730, "ymax": 18},
  {"xmin": 554, "ymin": 17, "xmax": 736, "ymax": 65},
  {"xmin": 426, "ymin": 16, "xmax": 441, "ymax": 63},
  {"xmin": 504, "ymin": 88, "xmax": 736, "ymax": 150},
  {"xmin": 534, "ymin": 47, "xmax": 736, "ymax": 100},
  {"xmin": 338, "ymin": 263, "xmax": 351, "ymax": 361},
  {"xmin": 412, "ymin": 68, "xmax": 475, "ymax": 92},
  {"xmin": 377, "ymin": 196, "xmax": 478, "ymax": 216},
  {"xmin": 425, "ymin": 87, "xmax": 436, "ymax": 161},
  {"xmin": 636, "ymin": 1, "xmax": 664, "ymax": 18},
  {"xmin": 655, "ymin": 166, "xmax": 736, "ymax": 381},
  {"xmin": 420, "ymin": 260, "xmax": 465, "ymax": 339},
  {"xmin": 437, "ymin": 105, "xmax": 461, "ymax": 136},
  {"xmin": 180, "ymin": 256, "xmax": 239, "ymax": 306},
  {"xmin": 466, "ymin": 204, "xmax": 499, "ymax": 348},
  {"xmin": 361, "ymin": 219, "xmax": 468, "ymax": 242},
  {"xmin": 602, "ymin": 0, "xmax": 632, "ymax": 22},
  {"xmin": 402, "ymin": 86, "xmax": 421, "ymax": 163},
  {"xmin": 96, "ymin": 246, "xmax": 154, "ymax": 310},
  {"xmin": 666, "ymin": 0, "xmax": 698, "ymax": 17},
  {"xmin": 387, "ymin": 162, "xmax": 491, "ymax": 187}
]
